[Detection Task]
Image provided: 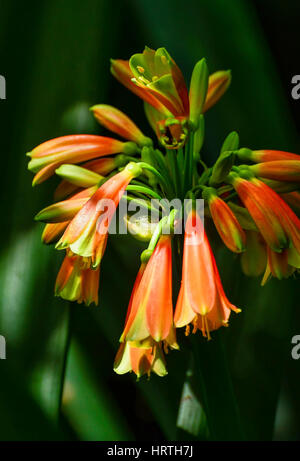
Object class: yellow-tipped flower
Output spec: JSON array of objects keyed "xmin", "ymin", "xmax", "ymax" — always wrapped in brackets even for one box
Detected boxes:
[
  {"xmin": 114, "ymin": 339, "xmax": 168, "ymax": 378},
  {"xmin": 55, "ymin": 251, "xmax": 100, "ymax": 305},
  {"xmin": 28, "ymin": 135, "xmax": 137, "ymax": 185},
  {"xmin": 91, "ymin": 104, "xmax": 151, "ymax": 147},
  {"xmin": 56, "ymin": 163, "xmax": 142, "ymax": 268}
]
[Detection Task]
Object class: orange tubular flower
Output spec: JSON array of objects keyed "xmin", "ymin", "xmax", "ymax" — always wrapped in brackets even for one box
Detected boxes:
[
  {"xmin": 230, "ymin": 172, "xmax": 300, "ymax": 255},
  {"xmin": 91, "ymin": 105, "xmax": 151, "ymax": 147},
  {"xmin": 174, "ymin": 210, "xmax": 240, "ymax": 339},
  {"xmin": 251, "ymin": 149, "xmax": 300, "ymax": 162},
  {"xmin": 204, "ymin": 187, "xmax": 246, "ymax": 253},
  {"xmin": 56, "ymin": 163, "xmax": 142, "ymax": 268},
  {"xmin": 120, "ymin": 235, "xmax": 177, "ymax": 347},
  {"xmin": 250, "ymin": 160, "xmax": 300, "ymax": 182},
  {"xmin": 114, "ymin": 260, "xmax": 168, "ymax": 377},
  {"xmin": 237, "ymin": 148, "xmax": 300, "ymax": 163},
  {"xmin": 55, "ymin": 251, "xmax": 100, "ymax": 305},
  {"xmin": 228, "ymin": 173, "xmax": 291, "ymax": 252},
  {"xmin": 34, "ymin": 186, "xmax": 97, "ymax": 223},
  {"xmin": 27, "ymin": 135, "xmax": 135, "ymax": 185}
]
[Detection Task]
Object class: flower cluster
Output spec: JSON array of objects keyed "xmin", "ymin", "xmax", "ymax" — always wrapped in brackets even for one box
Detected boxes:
[{"xmin": 28, "ymin": 47, "xmax": 300, "ymax": 378}]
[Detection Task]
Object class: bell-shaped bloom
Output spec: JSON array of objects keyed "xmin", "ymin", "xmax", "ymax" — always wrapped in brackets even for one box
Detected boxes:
[
  {"xmin": 55, "ymin": 251, "xmax": 100, "ymax": 305},
  {"xmin": 56, "ymin": 163, "xmax": 142, "ymax": 268},
  {"xmin": 91, "ymin": 104, "xmax": 151, "ymax": 146},
  {"xmin": 204, "ymin": 188, "xmax": 246, "ymax": 253},
  {"xmin": 240, "ymin": 231, "xmax": 267, "ymax": 277},
  {"xmin": 54, "ymin": 155, "xmax": 127, "ymax": 200},
  {"xmin": 34, "ymin": 186, "xmax": 97, "ymax": 223},
  {"xmin": 27, "ymin": 134, "xmax": 136, "ymax": 185},
  {"xmin": 114, "ymin": 338, "xmax": 168, "ymax": 378},
  {"xmin": 250, "ymin": 160, "xmax": 300, "ymax": 182},
  {"xmin": 129, "ymin": 47, "xmax": 189, "ymax": 118},
  {"xmin": 120, "ymin": 235, "xmax": 178, "ymax": 347},
  {"xmin": 174, "ymin": 210, "xmax": 240, "ymax": 339},
  {"xmin": 203, "ymin": 70, "xmax": 232, "ymax": 112},
  {"xmin": 261, "ymin": 246, "xmax": 296, "ymax": 286}
]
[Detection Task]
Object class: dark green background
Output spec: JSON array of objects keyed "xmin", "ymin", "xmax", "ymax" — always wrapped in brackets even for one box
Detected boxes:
[{"xmin": 0, "ymin": 0, "xmax": 299, "ymax": 441}]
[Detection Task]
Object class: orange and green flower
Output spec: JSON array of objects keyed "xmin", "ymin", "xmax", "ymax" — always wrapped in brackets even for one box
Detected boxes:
[
  {"xmin": 120, "ymin": 235, "xmax": 178, "ymax": 347},
  {"xmin": 56, "ymin": 163, "xmax": 142, "ymax": 268},
  {"xmin": 174, "ymin": 209, "xmax": 240, "ymax": 339}
]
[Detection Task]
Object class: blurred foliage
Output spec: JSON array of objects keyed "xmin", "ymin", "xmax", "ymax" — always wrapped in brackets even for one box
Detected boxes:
[{"xmin": 0, "ymin": 0, "xmax": 299, "ymax": 441}]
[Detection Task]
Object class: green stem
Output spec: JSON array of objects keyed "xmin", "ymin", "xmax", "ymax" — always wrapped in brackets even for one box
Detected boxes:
[
  {"xmin": 126, "ymin": 185, "xmax": 162, "ymax": 201},
  {"xmin": 183, "ymin": 133, "xmax": 195, "ymax": 195},
  {"xmin": 138, "ymin": 162, "xmax": 171, "ymax": 196}
]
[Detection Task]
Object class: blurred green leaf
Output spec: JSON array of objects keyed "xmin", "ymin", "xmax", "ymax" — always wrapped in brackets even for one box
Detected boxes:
[{"xmin": 62, "ymin": 339, "xmax": 133, "ymax": 441}]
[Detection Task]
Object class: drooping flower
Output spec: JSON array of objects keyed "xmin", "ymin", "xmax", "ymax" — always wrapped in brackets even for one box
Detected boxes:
[
  {"xmin": 114, "ymin": 260, "xmax": 168, "ymax": 378},
  {"xmin": 120, "ymin": 235, "xmax": 178, "ymax": 347},
  {"xmin": 27, "ymin": 135, "xmax": 137, "ymax": 185},
  {"xmin": 55, "ymin": 251, "xmax": 100, "ymax": 305},
  {"xmin": 203, "ymin": 187, "xmax": 246, "ymax": 253},
  {"xmin": 228, "ymin": 172, "xmax": 291, "ymax": 252},
  {"xmin": 56, "ymin": 163, "xmax": 142, "ymax": 268},
  {"xmin": 174, "ymin": 210, "xmax": 240, "ymax": 339}
]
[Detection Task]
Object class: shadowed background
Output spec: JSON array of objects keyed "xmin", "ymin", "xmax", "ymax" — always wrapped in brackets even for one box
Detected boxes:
[{"xmin": 0, "ymin": 0, "xmax": 299, "ymax": 441}]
